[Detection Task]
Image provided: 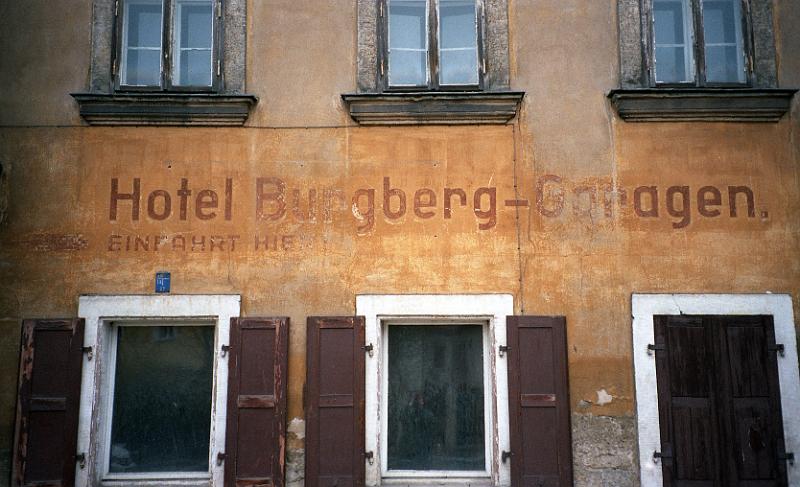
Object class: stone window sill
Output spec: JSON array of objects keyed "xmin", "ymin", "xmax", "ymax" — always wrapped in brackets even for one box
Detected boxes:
[
  {"xmin": 341, "ymin": 91, "xmax": 525, "ymax": 125},
  {"xmin": 608, "ymin": 88, "xmax": 797, "ymax": 122},
  {"xmin": 71, "ymin": 93, "xmax": 258, "ymax": 126}
]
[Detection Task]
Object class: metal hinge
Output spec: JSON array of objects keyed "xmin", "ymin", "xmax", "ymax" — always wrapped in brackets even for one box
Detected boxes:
[
  {"xmin": 112, "ymin": 60, "xmax": 117, "ymax": 76},
  {"xmin": 114, "ymin": 0, "xmax": 119, "ymax": 16},
  {"xmin": 768, "ymin": 344, "xmax": 785, "ymax": 357},
  {"xmin": 363, "ymin": 343, "xmax": 374, "ymax": 357},
  {"xmin": 501, "ymin": 451, "xmax": 513, "ymax": 463},
  {"xmin": 379, "ymin": 1, "xmax": 384, "ymax": 18},
  {"xmin": 220, "ymin": 344, "xmax": 230, "ymax": 357},
  {"xmin": 217, "ymin": 59, "xmax": 221, "ymax": 77},
  {"xmin": 365, "ymin": 451, "xmax": 374, "ymax": 465},
  {"xmin": 75, "ymin": 452, "xmax": 86, "ymax": 469},
  {"xmin": 216, "ymin": 0, "xmax": 222, "ymax": 18},
  {"xmin": 647, "ymin": 343, "xmax": 666, "ymax": 355},
  {"xmin": 778, "ymin": 452, "xmax": 795, "ymax": 465},
  {"xmin": 217, "ymin": 452, "xmax": 226, "ymax": 466},
  {"xmin": 482, "ymin": 57, "xmax": 487, "ymax": 75},
  {"xmin": 653, "ymin": 449, "xmax": 673, "ymax": 463},
  {"xmin": 82, "ymin": 346, "xmax": 93, "ymax": 361},
  {"xmin": 498, "ymin": 345, "xmax": 511, "ymax": 357}
]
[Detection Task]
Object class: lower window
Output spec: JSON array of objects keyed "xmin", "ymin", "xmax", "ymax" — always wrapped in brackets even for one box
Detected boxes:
[{"xmin": 105, "ymin": 323, "xmax": 215, "ymax": 476}]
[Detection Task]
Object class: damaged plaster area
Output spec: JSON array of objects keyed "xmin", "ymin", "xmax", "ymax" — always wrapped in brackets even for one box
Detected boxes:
[
  {"xmin": 286, "ymin": 417, "xmax": 306, "ymax": 487},
  {"xmin": 572, "ymin": 414, "xmax": 638, "ymax": 487}
]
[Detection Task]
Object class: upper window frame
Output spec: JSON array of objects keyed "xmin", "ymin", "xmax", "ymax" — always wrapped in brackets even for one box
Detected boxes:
[
  {"xmin": 379, "ymin": 0, "xmax": 486, "ymax": 92},
  {"xmin": 113, "ymin": 0, "xmax": 223, "ymax": 93},
  {"xmin": 644, "ymin": 0, "xmax": 753, "ymax": 88}
]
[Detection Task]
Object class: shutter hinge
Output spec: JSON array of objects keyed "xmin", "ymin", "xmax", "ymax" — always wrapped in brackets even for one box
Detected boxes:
[
  {"xmin": 778, "ymin": 452, "xmax": 795, "ymax": 465},
  {"xmin": 216, "ymin": 0, "xmax": 222, "ymax": 18},
  {"xmin": 363, "ymin": 343, "xmax": 374, "ymax": 357},
  {"xmin": 217, "ymin": 452, "xmax": 226, "ymax": 466},
  {"xmin": 653, "ymin": 447, "xmax": 673, "ymax": 463},
  {"xmin": 75, "ymin": 452, "xmax": 86, "ymax": 469},
  {"xmin": 768, "ymin": 344, "xmax": 785, "ymax": 357},
  {"xmin": 647, "ymin": 343, "xmax": 666, "ymax": 355},
  {"xmin": 501, "ymin": 451, "xmax": 513, "ymax": 463},
  {"xmin": 498, "ymin": 345, "xmax": 510, "ymax": 357},
  {"xmin": 82, "ymin": 346, "xmax": 93, "ymax": 361},
  {"xmin": 114, "ymin": 0, "xmax": 119, "ymax": 16},
  {"xmin": 379, "ymin": 1, "xmax": 384, "ymax": 18},
  {"xmin": 482, "ymin": 57, "xmax": 487, "ymax": 75},
  {"xmin": 365, "ymin": 451, "xmax": 374, "ymax": 465},
  {"xmin": 217, "ymin": 59, "xmax": 221, "ymax": 77},
  {"xmin": 112, "ymin": 60, "xmax": 117, "ymax": 76},
  {"xmin": 220, "ymin": 344, "xmax": 230, "ymax": 357}
]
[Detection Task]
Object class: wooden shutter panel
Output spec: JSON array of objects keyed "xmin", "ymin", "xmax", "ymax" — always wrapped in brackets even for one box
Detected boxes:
[
  {"xmin": 305, "ymin": 316, "xmax": 365, "ymax": 487},
  {"xmin": 12, "ymin": 319, "xmax": 85, "ymax": 487},
  {"xmin": 507, "ymin": 316, "xmax": 573, "ymax": 487},
  {"xmin": 225, "ymin": 317, "xmax": 289, "ymax": 487}
]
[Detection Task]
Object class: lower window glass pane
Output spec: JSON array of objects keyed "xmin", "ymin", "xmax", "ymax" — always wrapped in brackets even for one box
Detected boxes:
[
  {"xmin": 179, "ymin": 49, "xmax": 213, "ymax": 86},
  {"xmin": 109, "ymin": 325, "xmax": 214, "ymax": 473},
  {"xmin": 705, "ymin": 45, "xmax": 744, "ymax": 83},
  {"xmin": 655, "ymin": 46, "xmax": 688, "ymax": 83},
  {"xmin": 389, "ymin": 50, "xmax": 428, "ymax": 86},
  {"xmin": 125, "ymin": 49, "xmax": 161, "ymax": 86},
  {"xmin": 387, "ymin": 325, "xmax": 485, "ymax": 471},
  {"xmin": 440, "ymin": 49, "xmax": 478, "ymax": 85}
]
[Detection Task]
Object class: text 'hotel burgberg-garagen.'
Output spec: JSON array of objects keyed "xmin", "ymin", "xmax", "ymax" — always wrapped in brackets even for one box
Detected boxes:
[{"xmin": 1, "ymin": 0, "xmax": 799, "ymax": 486}]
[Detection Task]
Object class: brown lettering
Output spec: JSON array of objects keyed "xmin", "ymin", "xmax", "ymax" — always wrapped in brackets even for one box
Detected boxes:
[
  {"xmin": 666, "ymin": 186, "xmax": 691, "ymax": 229},
  {"xmin": 697, "ymin": 186, "xmax": 722, "ymax": 217},
  {"xmin": 224, "ymin": 178, "xmax": 233, "ymax": 220},
  {"xmin": 256, "ymin": 177, "xmax": 287, "ymax": 221},
  {"xmin": 634, "ymin": 186, "xmax": 659, "ymax": 217},
  {"xmin": 414, "ymin": 188, "xmax": 437, "ymax": 219},
  {"xmin": 729, "ymin": 186, "xmax": 755, "ymax": 218},
  {"xmin": 444, "ymin": 188, "xmax": 467, "ymax": 219},
  {"xmin": 474, "ymin": 187, "xmax": 497, "ymax": 230},
  {"xmin": 383, "ymin": 177, "xmax": 406, "ymax": 220},
  {"xmin": 147, "ymin": 190, "xmax": 171, "ymax": 220},
  {"xmin": 291, "ymin": 189, "xmax": 318, "ymax": 223},
  {"xmin": 282, "ymin": 235, "xmax": 294, "ymax": 251},
  {"xmin": 352, "ymin": 188, "xmax": 375, "ymax": 233},
  {"xmin": 177, "ymin": 178, "xmax": 191, "ymax": 220},
  {"xmin": 195, "ymin": 189, "xmax": 218, "ymax": 220},
  {"xmin": 110, "ymin": 178, "xmax": 141, "ymax": 221},
  {"xmin": 536, "ymin": 175, "xmax": 564, "ymax": 218},
  {"xmin": 107, "ymin": 234, "xmax": 122, "ymax": 251}
]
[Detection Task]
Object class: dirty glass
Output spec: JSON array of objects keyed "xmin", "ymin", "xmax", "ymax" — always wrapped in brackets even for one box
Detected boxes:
[
  {"xmin": 122, "ymin": 0, "xmax": 163, "ymax": 86},
  {"xmin": 387, "ymin": 325, "xmax": 485, "ymax": 471},
  {"xmin": 702, "ymin": 0, "xmax": 745, "ymax": 83},
  {"xmin": 174, "ymin": 0, "xmax": 213, "ymax": 86},
  {"xmin": 388, "ymin": 0, "xmax": 428, "ymax": 86},
  {"xmin": 108, "ymin": 325, "xmax": 214, "ymax": 473},
  {"xmin": 438, "ymin": 0, "xmax": 478, "ymax": 85},
  {"xmin": 653, "ymin": 0, "xmax": 694, "ymax": 83}
]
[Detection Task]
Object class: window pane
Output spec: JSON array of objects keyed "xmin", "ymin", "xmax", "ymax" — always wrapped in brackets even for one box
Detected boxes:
[
  {"xmin": 122, "ymin": 0, "xmax": 163, "ymax": 86},
  {"xmin": 387, "ymin": 325, "xmax": 485, "ymax": 471},
  {"xmin": 653, "ymin": 0, "xmax": 694, "ymax": 83},
  {"xmin": 174, "ymin": 0, "xmax": 213, "ymax": 86},
  {"xmin": 439, "ymin": 0, "xmax": 478, "ymax": 85},
  {"xmin": 388, "ymin": 0, "xmax": 428, "ymax": 86},
  {"xmin": 702, "ymin": 0, "xmax": 745, "ymax": 83},
  {"xmin": 109, "ymin": 326, "xmax": 214, "ymax": 473}
]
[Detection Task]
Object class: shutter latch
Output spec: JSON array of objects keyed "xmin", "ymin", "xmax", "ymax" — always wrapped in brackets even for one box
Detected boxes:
[
  {"xmin": 778, "ymin": 452, "xmax": 795, "ymax": 465},
  {"xmin": 647, "ymin": 343, "xmax": 666, "ymax": 356},
  {"xmin": 499, "ymin": 345, "xmax": 510, "ymax": 357},
  {"xmin": 220, "ymin": 344, "xmax": 230, "ymax": 357},
  {"xmin": 768, "ymin": 344, "xmax": 785, "ymax": 357},
  {"xmin": 217, "ymin": 452, "xmax": 226, "ymax": 466},
  {"xmin": 365, "ymin": 451, "xmax": 374, "ymax": 465},
  {"xmin": 501, "ymin": 451, "xmax": 513, "ymax": 463},
  {"xmin": 82, "ymin": 346, "xmax": 93, "ymax": 361},
  {"xmin": 653, "ymin": 449, "xmax": 673, "ymax": 463},
  {"xmin": 75, "ymin": 452, "xmax": 86, "ymax": 469},
  {"xmin": 363, "ymin": 343, "xmax": 374, "ymax": 357}
]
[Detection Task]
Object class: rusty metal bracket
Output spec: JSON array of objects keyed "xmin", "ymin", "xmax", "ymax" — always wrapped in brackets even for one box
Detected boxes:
[
  {"xmin": 768, "ymin": 344, "xmax": 785, "ymax": 357},
  {"xmin": 75, "ymin": 452, "xmax": 86, "ymax": 469},
  {"xmin": 220, "ymin": 344, "xmax": 230, "ymax": 357},
  {"xmin": 81, "ymin": 346, "xmax": 93, "ymax": 361},
  {"xmin": 363, "ymin": 343, "xmax": 374, "ymax": 357},
  {"xmin": 498, "ymin": 345, "xmax": 510, "ymax": 357},
  {"xmin": 217, "ymin": 452, "xmax": 226, "ymax": 466},
  {"xmin": 647, "ymin": 343, "xmax": 666, "ymax": 356},
  {"xmin": 501, "ymin": 450, "xmax": 513, "ymax": 463},
  {"xmin": 365, "ymin": 451, "xmax": 374, "ymax": 465}
]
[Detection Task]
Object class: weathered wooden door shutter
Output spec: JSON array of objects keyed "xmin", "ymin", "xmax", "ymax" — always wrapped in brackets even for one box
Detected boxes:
[
  {"xmin": 225, "ymin": 317, "xmax": 289, "ymax": 487},
  {"xmin": 305, "ymin": 316, "xmax": 366, "ymax": 487},
  {"xmin": 506, "ymin": 316, "xmax": 573, "ymax": 486},
  {"xmin": 12, "ymin": 319, "xmax": 85, "ymax": 487}
]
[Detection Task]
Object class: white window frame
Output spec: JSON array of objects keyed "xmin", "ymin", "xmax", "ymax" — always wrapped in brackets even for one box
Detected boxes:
[
  {"xmin": 356, "ymin": 294, "xmax": 513, "ymax": 487},
  {"xmin": 631, "ymin": 293, "xmax": 800, "ymax": 487},
  {"xmin": 76, "ymin": 295, "xmax": 241, "ymax": 487}
]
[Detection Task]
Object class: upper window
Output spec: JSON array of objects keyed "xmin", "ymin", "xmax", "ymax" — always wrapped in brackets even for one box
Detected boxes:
[
  {"xmin": 385, "ymin": 0, "xmax": 481, "ymax": 89},
  {"xmin": 117, "ymin": 0, "xmax": 218, "ymax": 90},
  {"xmin": 649, "ymin": 0, "xmax": 747, "ymax": 86}
]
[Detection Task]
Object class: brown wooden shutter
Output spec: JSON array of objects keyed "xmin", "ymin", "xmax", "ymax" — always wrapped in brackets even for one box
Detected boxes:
[
  {"xmin": 506, "ymin": 315, "xmax": 573, "ymax": 487},
  {"xmin": 225, "ymin": 317, "xmax": 289, "ymax": 487},
  {"xmin": 305, "ymin": 316, "xmax": 365, "ymax": 487},
  {"xmin": 12, "ymin": 319, "xmax": 85, "ymax": 487}
]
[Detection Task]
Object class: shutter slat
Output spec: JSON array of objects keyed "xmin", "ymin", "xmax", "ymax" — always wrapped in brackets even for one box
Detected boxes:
[
  {"xmin": 305, "ymin": 316, "xmax": 365, "ymax": 487},
  {"xmin": 507, "ymin": 315, "xmax": 573, "ymax": 487},
  {"xmin": 12, "ymin": 318, "xmax": 84, "ymax": 487},
  {"xmin": 225, "ymin": 317, "xmax": 289, "ymax": 487}
]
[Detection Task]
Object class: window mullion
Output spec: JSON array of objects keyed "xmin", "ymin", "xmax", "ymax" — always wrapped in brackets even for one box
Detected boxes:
[
  {"xmin": 162, "ymin": 0, "xmax": 173, "ymax": 90},
  {"xmin": 429, "ymin": 0, "xmax": 438, "ymax": 89},
  {"xmin": 692, "ymin": 0, "xmax": 706, "ymax": 86}
]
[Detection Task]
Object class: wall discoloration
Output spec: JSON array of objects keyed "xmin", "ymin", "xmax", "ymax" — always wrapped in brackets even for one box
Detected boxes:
[{"xmin": 572, "ymin": 414, "xmax": 638, "ymax": 487}]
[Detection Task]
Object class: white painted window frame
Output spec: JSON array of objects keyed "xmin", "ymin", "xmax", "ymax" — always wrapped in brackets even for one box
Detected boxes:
[
  {"xmin": 632, "ymin": 293, "xmax": 800, "ymax": 487},
  {"xmin": 356, "ymin": 294, "xmax": 513, "ymax": 487},
  {"xmin": 76, "ymin": 295, "xmax": 241, "ymax": 487}
]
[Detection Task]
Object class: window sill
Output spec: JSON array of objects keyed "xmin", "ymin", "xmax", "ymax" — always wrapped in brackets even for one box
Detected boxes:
[
  {"xmin": 71, "ymin": 92, "xmax": 258, "ymax": 126},
  {"xmin": 341, "ymin": 91, "xmax": 525, "ymax": 125},
  {"xmin": 607, "ymin": 88, "xmax": 797, "ymax": 122}
]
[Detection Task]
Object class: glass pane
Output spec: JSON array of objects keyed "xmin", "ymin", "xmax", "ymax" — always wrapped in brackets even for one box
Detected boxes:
[
  {"xmin": 124, "ymin": 49, "xmax": 161, "ymax": 86},
  {"xmin": 179, "ymin": 49, "xmax": 213, "ymax": 86},
  {"xmin": 440, "ymin": 49, "xmax": 478, "ymax": 85},
  {"xmin": 109, "ymin": 326, "xmax": 214, "ymax": 473},
  {"xmin": 439, "ymin": 0, "xmax": 476, "ymax": 50},
  {"xmin": 126, "ymin": 0, "xmax": 163, "ymax": 48},
  {"xmin": 653, "ymin": 0, "xmax": 694, "ymax": 83},
  {"xmin": 389, "ymin": 49, "xmax": 428, "ymax": 86},
  {"xmin": 178, "ymin": 1, "xmax": 213, "ymax": 48},
  {"xmin": 387, "ymin": 325, "xmax": 485, "ymax": 471},
  {"xmin": 703, "ymin": 0, "xmax": 745, "ymax": 83},
  {"xmin": 389, "ymin": 0, "xmax": 427, "ymax": 86}
]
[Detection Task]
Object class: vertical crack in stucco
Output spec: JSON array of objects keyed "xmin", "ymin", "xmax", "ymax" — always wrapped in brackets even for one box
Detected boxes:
[{"xmin": 512, "ymin": 120, "xmax": 525, "ymax": 314}]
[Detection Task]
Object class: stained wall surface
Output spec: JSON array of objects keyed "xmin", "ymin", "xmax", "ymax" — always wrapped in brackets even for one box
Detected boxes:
[{"xmin": 0, "ymin": 0, "xmax": 798, "ymax": 486}]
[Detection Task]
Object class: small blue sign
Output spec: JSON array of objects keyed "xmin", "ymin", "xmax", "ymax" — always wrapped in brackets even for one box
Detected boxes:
[{"xmin": 155, "ymin": 272, "xmax": 171, "ymax": 293}]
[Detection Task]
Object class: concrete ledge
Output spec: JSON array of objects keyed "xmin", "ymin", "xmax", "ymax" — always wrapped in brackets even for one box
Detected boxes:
[
  {"xmin": 71, "ymin": 93, "xmax": 258, "ymax": 126},
  {"xmin": 608, "ymin": 88, "xmax": 797, "ymax": 122},
  {"xmin": 342, "ymin": 91, "xmax": 525, "ymax": 125}
]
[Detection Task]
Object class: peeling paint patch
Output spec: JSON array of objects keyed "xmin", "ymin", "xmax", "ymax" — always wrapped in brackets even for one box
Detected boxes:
[
  {"xmin": 18, "ymin": 233, "xmax": 88, "ymax": 252},
  {"xmin": 288, "ymin": 417, "xmax": 305, "ymax": 439},
  {"xmin": 596, "ymin": 389, "xmax": 613, "ymax": 406}
]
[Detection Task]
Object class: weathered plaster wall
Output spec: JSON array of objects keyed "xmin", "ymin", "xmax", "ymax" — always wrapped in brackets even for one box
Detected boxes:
[{"xmin": 0, "ymin": 0, "xmax": 799, "ymax": 486}]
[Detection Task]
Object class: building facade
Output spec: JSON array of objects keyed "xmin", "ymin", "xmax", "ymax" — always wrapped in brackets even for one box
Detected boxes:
[{"xmin": 1, "ymin": 0, "xmax": 799, "ymax": 486}]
